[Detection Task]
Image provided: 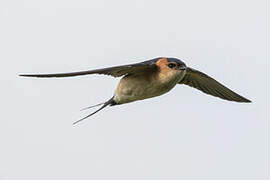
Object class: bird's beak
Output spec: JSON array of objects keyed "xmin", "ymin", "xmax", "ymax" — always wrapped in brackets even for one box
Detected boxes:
[{"xmin": 179, "ymin": 65, "xmax": 187, "ymax": 70}]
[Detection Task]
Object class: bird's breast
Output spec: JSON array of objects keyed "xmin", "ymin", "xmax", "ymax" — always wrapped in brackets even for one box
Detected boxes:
[{"xmin": 114, "ymin": 70, "xmax": 185, "ymax": 104}]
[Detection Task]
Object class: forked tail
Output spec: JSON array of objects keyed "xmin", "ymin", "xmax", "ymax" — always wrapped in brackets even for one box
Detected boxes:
[{"xmin": 73, "ymin": 97, "xmax": 116, "ymax": 125}]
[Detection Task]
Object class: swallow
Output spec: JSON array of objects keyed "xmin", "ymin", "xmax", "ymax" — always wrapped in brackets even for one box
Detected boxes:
[{"xmin": 20, "ymin": 57, "xmax": 251, "ymax": 124}]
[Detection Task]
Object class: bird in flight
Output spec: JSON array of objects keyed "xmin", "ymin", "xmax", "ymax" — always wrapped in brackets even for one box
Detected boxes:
[{"xmin": 20, "ymin": 57, "xmax": 251, "ymax": 124}]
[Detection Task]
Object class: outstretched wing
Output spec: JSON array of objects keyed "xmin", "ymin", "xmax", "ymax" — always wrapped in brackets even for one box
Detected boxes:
[
  {"xmin": 179, "ymin": 67, "xmax": 251, "ymax": 103},
  {"xmin": 19, "ymin": 60, "xmax": 158, "ymax": 78}
]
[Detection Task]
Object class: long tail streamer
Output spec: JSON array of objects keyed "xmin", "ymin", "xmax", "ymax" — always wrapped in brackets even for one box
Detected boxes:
[{"xmin": 73, "ymin": 97, "xmax": 115, "ymax": 125}]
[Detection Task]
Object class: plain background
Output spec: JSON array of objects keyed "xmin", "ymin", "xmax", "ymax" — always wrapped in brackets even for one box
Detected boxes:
[{"xmin": 1, "ymin": 0, "xmax": 269, "ymax": 179}]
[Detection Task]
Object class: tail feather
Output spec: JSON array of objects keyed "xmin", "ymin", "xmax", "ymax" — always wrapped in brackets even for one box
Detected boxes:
[
  {"xmin": 80, "ymin": 103, "xmax": 104, "ymax": 111},
  {"xmin": 73, "ymin": 97, "xmax": 115, "ymax": 125}
]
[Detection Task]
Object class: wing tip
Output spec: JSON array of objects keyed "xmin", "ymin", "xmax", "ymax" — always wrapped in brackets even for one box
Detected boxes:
[
  {"xmin": 239, "ymin": 98, "xmax": 252, "ymax": 103},
  {"xmin": 226, "ymin": 96, "xmax": 252, "ymax": 103},
  {"xmin": 234, "ymin": 94, "xmax": 252, "ymax": 103},
  {"xmin": 19, "ymin": 74, "xmax": 44, "ymax": 78},
  {"xmin": 19, "ymin": 74, "xmax": 31, "ymax": 77}
]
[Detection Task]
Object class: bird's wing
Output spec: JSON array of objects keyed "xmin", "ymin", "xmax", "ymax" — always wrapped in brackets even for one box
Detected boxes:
[
  {"xmin": 178, "ymin": 67, "xmax": 251, "ymax": 103},
  {"xmin": 19, "ymin": 60, "xmax": 157, "ymax": 78}
]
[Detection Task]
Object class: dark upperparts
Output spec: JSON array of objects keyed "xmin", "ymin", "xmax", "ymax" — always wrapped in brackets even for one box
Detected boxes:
[{"xmin": 142, "ymin": 57, "xmax": 186, "ymax": 67}]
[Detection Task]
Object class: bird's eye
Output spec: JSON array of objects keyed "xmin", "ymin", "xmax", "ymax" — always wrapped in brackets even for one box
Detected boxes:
[{"xmin": 168, "ymin": 63, "xmax": 176, "ymax": 68}]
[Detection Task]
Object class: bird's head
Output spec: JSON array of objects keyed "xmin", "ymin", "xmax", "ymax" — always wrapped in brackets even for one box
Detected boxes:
[
  {"xmin": 167, "ymin": 57, "xmax": 187, "ymax": 70},
  {"xmin": 156, "ymin": 57, "xmax": 186, "ymax": 72},
  {"xmin": 155, "ymin": 57, "xmax": 187, "ymax": 82}
]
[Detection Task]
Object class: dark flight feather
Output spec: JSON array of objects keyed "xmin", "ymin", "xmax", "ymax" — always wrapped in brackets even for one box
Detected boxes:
[
  {"xmin": 19, "ymin": 60, "xmax": 158, "ymax": 78},
  {"xmin": 179, "ymin": 67, "xmax": 251, "ymax": 103}
]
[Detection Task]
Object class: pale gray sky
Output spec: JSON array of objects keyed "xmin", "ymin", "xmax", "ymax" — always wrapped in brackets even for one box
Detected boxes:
[{"xmin": 1, "ymin": 0, "xmax": 269, "ymax": 179}]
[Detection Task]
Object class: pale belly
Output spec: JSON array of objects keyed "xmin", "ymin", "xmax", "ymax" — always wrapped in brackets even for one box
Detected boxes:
[{"xmin": 113, "ymin": 71, "xmax": 185, "ymax": 104}]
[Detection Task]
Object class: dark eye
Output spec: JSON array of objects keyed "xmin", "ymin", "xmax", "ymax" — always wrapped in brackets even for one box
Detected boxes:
[{"xmin": 168, "ymin": 63, "xmax": 176, "ymax": 68}]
